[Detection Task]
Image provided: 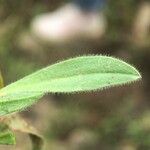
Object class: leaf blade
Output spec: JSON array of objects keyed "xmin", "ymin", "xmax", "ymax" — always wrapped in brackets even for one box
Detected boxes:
[
  {"xmin": 0, "ymin": 93, "xmax": 43, "ymax": 116},
  {"xmin": 0, "ymin": 55, "xmax": 141, "ymax": 116},
  {"xmin": 0, "ymin": 56, "xmax": 141, "ymax": 93}
]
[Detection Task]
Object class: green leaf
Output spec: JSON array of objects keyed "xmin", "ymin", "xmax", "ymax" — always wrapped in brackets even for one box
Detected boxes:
[
  {"xmin": 0, "ymin": 123, "xmax": 16, "ymax": 145},
  {"xmin": 0, "ymin": 93, "xmax": 43, "ymax": 116},
  {"xmin": 0, "ymin": 55, "xmax": 141, "ymax": 116}
]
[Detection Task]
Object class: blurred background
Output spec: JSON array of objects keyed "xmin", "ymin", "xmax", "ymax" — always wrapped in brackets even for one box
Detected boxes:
[{"xmin": 0, "ymin": 0, "xmax": 150, "ymax": 150}]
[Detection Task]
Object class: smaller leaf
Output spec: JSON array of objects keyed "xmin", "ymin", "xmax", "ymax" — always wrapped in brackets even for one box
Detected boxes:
[{"xmin": 0, "ymin": 122, "xmax": 16, "ymax": 145}]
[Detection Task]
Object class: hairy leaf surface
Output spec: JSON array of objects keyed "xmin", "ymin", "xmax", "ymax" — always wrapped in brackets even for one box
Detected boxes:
[{"xmin": 0, "ymin": 56, "xmax": 141, "ymax": 116}]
